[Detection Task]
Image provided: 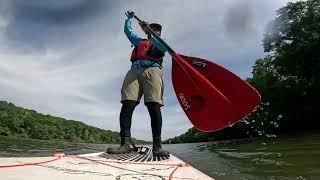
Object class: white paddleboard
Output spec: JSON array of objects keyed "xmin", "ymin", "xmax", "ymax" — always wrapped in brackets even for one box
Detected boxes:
[{"xmin": 0, "ymin": 146, "xmax": 213, "ymax": 180}]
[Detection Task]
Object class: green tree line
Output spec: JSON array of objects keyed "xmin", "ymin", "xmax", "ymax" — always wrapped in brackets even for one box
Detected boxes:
[
  {"xmin": 166, "ymin": 0, "xmax": 320, "ymax": 144},
  {"xmin": 0, "ymin": 101, "xmax": 145, "ymax": 144}
]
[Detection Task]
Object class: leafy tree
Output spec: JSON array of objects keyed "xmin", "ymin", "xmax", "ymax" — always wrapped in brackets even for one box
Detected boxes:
[
  {"xmin": 251, "ymin": 0, "xmax": 320, "ymax": 132},
  {"xmin": 0, "ymin": 100, "xmax": 149, "ymax": 144}
]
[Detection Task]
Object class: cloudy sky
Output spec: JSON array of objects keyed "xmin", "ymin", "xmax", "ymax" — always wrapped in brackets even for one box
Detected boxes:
[{"xmin": 0, "ymin": 0, "xmax": 294, "ymax": 140}]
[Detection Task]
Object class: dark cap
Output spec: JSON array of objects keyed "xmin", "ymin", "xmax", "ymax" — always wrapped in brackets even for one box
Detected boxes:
[{"xmin": 150, "ymin": 23, "xmax": 162, "ymax": 32}]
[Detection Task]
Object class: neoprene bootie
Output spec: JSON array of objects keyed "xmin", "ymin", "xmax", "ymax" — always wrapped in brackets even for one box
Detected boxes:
[
  {"xmin": 106, "ymin": 137, "xmax": 132, "ymax": 154},
  {"xmin": 152, "ymin": 137, "xmax": 170, "ymax": 157}
]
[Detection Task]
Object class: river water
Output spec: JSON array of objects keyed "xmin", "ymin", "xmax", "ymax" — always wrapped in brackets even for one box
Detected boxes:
[{"xmin": 0, "ymin": 133, "xmax": 319, "ymax": 180}]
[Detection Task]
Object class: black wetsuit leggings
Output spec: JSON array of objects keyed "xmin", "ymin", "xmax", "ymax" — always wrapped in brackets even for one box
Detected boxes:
[{"xmin": 119, "ymin": 100, "xmax": 162, "ymax": 142}]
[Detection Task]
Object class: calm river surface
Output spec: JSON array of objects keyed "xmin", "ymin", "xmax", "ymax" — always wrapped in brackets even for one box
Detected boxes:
[{"xmin": 1, "ymin": 133, "xmax": 319, "ymax": 180}]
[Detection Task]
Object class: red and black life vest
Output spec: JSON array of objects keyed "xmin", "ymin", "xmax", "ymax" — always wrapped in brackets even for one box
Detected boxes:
[{"xmin": 130, "ymin": 39, "xmax": 164, "ymax": 65}]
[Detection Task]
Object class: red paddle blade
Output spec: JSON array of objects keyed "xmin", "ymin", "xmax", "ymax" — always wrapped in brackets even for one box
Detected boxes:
[
  {"xmin": 179, "ymin": 54, "xmax": 261, "ymax": 124},
  {"xmin": 172, "ymin": 54, "xmax": 261, "ymax": 132},
  {"xmin": 171, "ymin": 54, "xmax": 233, "ymax": 132}
]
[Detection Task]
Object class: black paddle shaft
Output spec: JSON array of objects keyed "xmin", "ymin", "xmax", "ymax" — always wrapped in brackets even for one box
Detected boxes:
[{"xmin": 133, "ymin": 15, "xmax": 175, "ymax": 55}]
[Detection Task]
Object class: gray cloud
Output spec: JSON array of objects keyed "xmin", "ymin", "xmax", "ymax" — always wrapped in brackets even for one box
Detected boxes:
[
  {"xmin": 3, "ymin": 0, "xmax": 120, "ymax": 53},
  {"xmin": 224, "ymin": 1, "xmax": 259, "ymax": 44},
  {"xmin": 12, "ymin": 0, "xmax": 116, "ymax": 24}
]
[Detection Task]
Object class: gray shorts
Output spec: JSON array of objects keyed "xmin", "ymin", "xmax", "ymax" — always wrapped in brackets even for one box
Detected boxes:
[{"xmin": 121, "ymin": 67, "xmax": 164, "ymax": 106}]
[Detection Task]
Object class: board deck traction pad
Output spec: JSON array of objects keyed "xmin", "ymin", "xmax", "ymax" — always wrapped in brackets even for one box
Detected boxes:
[
  {"xmin": 101, "ymin": 146, "xmax": 170, "ymax": 162},
  {"xmin": 0, "ymin": 146, "xmax": 214, "ymax": 179}
]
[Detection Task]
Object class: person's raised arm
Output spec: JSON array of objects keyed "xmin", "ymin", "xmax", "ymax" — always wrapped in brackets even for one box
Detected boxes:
[{"xmin": 124, "ymin": 11, "xmax": 142, "ymax": 46}]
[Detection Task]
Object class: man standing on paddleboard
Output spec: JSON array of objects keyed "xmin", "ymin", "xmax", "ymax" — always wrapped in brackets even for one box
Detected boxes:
[{"xmin": 107, "ymin": 11, "xmax": 169, "ymax": 158}]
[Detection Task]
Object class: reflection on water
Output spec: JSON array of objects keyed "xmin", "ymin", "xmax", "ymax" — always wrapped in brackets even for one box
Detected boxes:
[
  {"xmin": 1, "ymin": 133, "xmax": 320, "ymax": 180},
  {"xmin": 0, "ymin": 136, "xmax": 106, "ymax": 157},
  {"xmin": 187, "ymin": 134, "xmax": 320, "ymax": 180}
]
